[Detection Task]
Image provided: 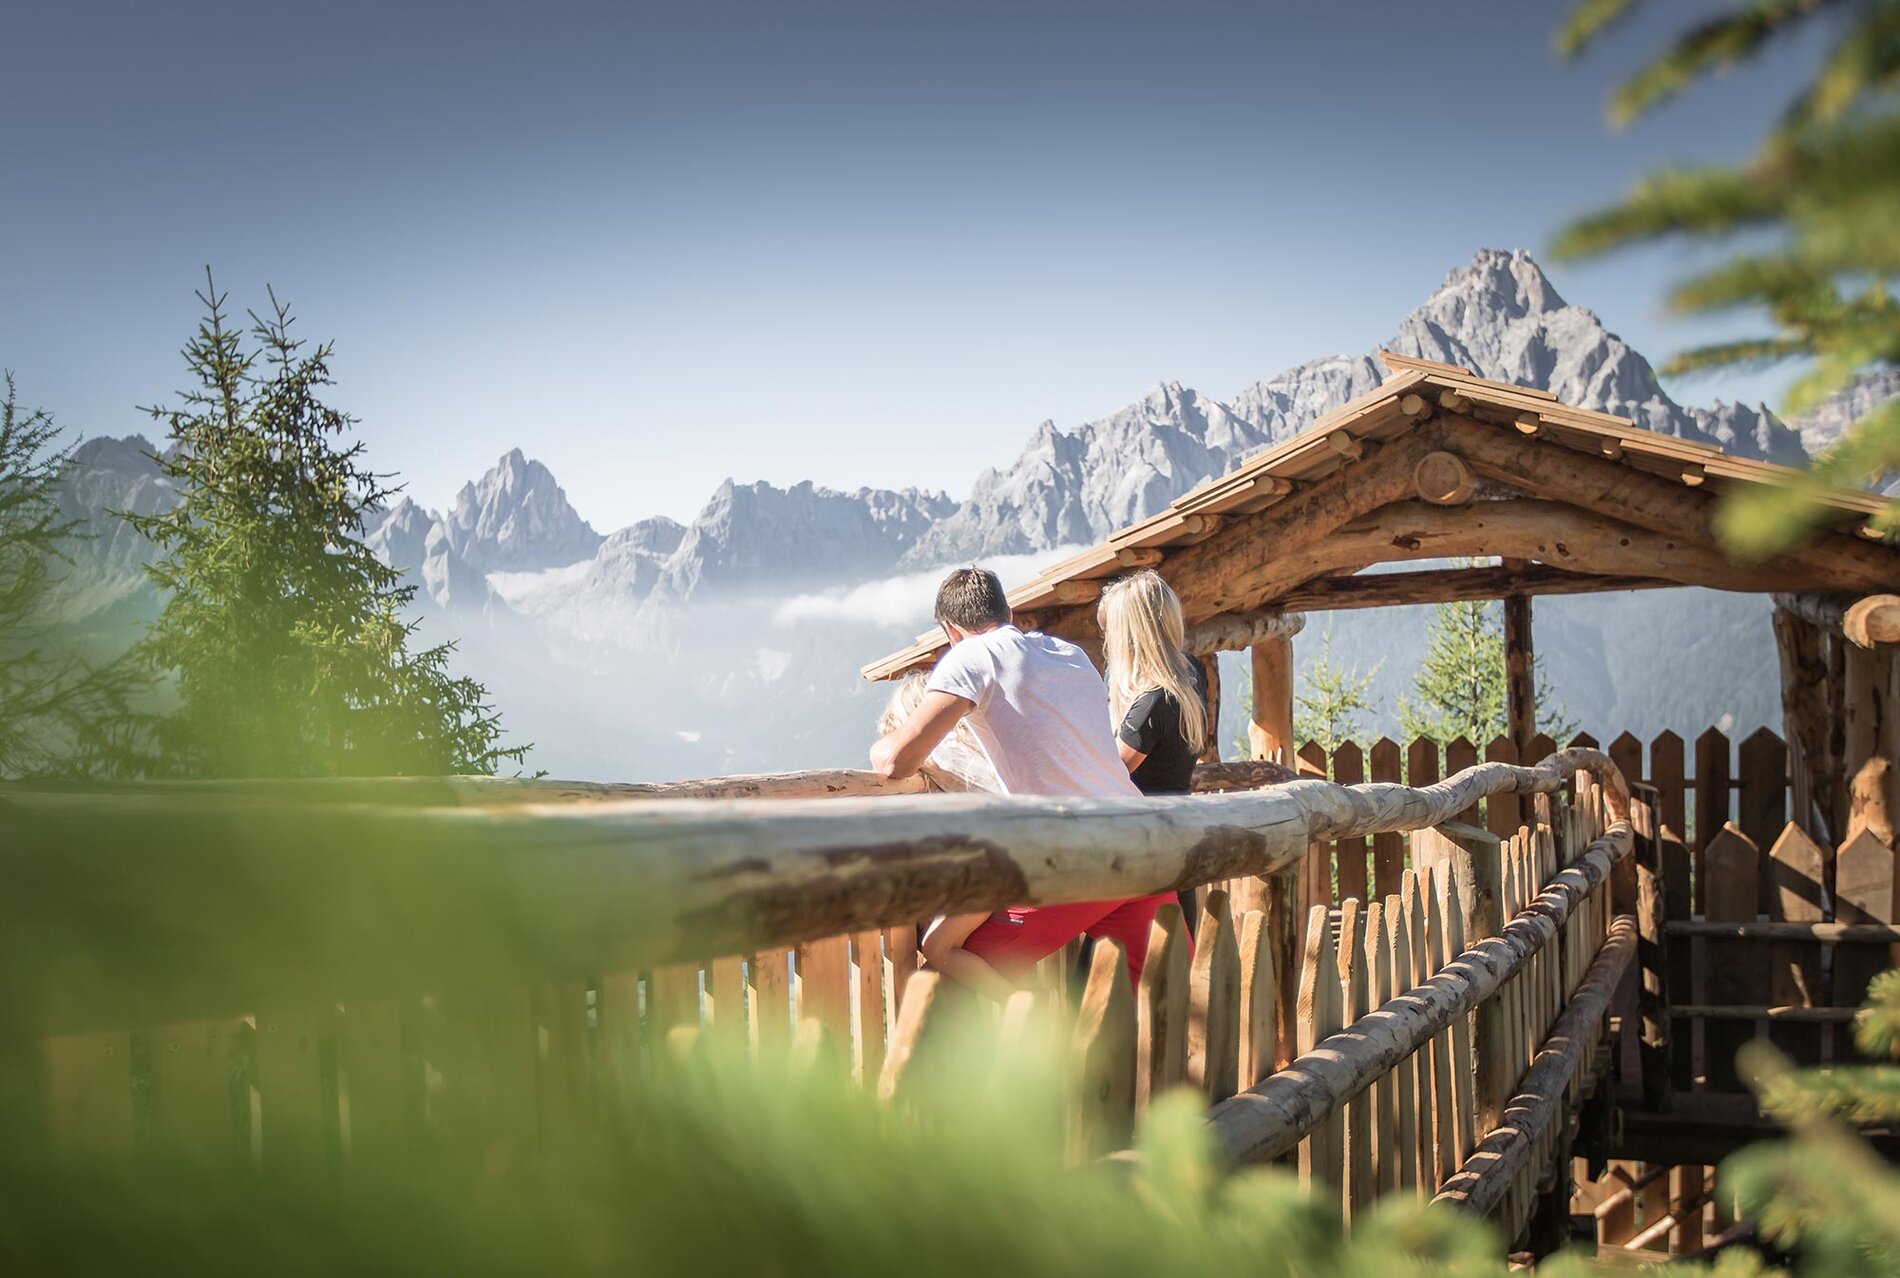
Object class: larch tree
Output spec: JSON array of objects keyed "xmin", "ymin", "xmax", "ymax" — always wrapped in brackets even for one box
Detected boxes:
[
  {"xmin": 128, "ymin": 275, "xmax": 527, "ymax": 778},
  {"xmin": 1553, "ymin": 0, "xmax": 1900, "ymax": 554},
  {"xmin": 1292, "ymin": 625, "xmax": 1381, "ymax": 754},
  {"xmin": 1398, "ymin": 592, "xmax": 1574, "ymax": 747}
]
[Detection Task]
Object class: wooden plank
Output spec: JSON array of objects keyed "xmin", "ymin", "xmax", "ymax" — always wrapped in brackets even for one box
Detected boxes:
[
  {"xmin": 1739, "ymin": 729, "xmax": 1790, "ymax": 917},
  {"xmin": 853, "ymin": 931, "xmax": 888, "ymax": 1083},
  {"xmin": 1371, "ymin": 738, "xmax": 1405, "ymax": 899},
  {"xmin": 1836, "ymin": 828, "xmax": 1896, "ymax": 1007},
  {"xmin": 647, "ymin": 964, "xmax": 701, "ymax": 1039},
  {"xmin": 535, "ymin": 979, "xmax": 591, "ymax": 1134},
  {"xmin": 1407, "ymin": 736, "xmax": 1441, "ymax": 789},
  {"xmin": 1136, "ymin": 903, "xmax": 1191, "ymax": 1109},
  {"xmin": 253, "ymin": 1007, "xmax": 331, "ymax": 1174},
  {"xmin": 1296, "ymin": 903, "xmax": 1344, "ymax": 1196},
  {"xmin": 1609, "ymin": 732, "xmax": 1644, "ymax": 798},
  {"xmin": 1651, "ymin": 731, "xmax": 1687, "ymax": 842},
  {"xmin": 884, "ymin": 924, "xmax": 920, "ymax": 1015},
  {"xmin": 1768, "ymin": 824, "xmax": 1827, "ymax": 1063},
  {"xmin": 1264, "ymin": 873, "xmax": 1300, "ymax": 1072},
  {"xmin": 39, "ymin": 1032, "xmax": 134, "ymax": 1161},
  {"xmin": 1188, "ymin": 889, "xmax": 1241, "ymax": 1104},
  {"xmin": 1695, "ymin": 729, "xmax": 1732, "ymax": 911},
  {"xmin": 1334, "ymin": 741, "xmax": 1369, "ymax": 904},
  {"xmin": 707, "ymin": 954, "xmax": 746, "ymax": 1043},
  {"xmin": 1068, "ymin": 939, "xmax": 1137, "ymax": 1160},
  {"xmin": 337, "ymin": 1002, "xmax": 406, "ymax": 1169},
  {"xmin": 1631, "ymin": 793, "xmax": 1671, "ymax": 1109},
  {"xmin": 1439, "ymin": 865, "xmax": 1477, "ymax": 1170},
  {"xmin": 877, "ymin": 972, "xmax": 950, "ymax": 1103},
  {"xmin": 1338, "ymin": 899, "xmax": 1373, "ymax": 1220},
  {"xmin": 438, "ymin": 987, "xmax": 537, "ymax": 1154},
  {"xmin": 1446, "ymin": 737, "xmax": 1479, "ymax": 824},
  {"xmin": 1237, "ymin": 908, "xmax": 1276, "ymax": 1088},
  {"xmin": 751, "ymin": 947, "xmax": 794, "ymax": 1052},
  {"xmin": 595, "ymin": 970, "xmax": 643, "ymax": 1097},
  {"xmin": 1422, "ymin": 868, "xmax": 1458, "ymax": 1189},
  {"xmin": 1407, "ymin": 869, "xmax": 1444, "ymax": 1192},
  {"xmin": 1366, "ymin": 902, "xmax": 1400, "ymax": 1200},
  {"xmin": 1703, "ymin": 826, "xmax": 1760, "ymax": 1092},
  {"xmin": 1385, "ymin": 893, "xmax": 1420, "ymax": 1196},
  {"xmin": 1486, "ymin": 736, "xmax": 1521, "ymax": 838},
  {"xmin": 1298, "ymin": 740, "xmax": 1333, "ymax": 915},
  {"xmin": 151, "ymin": 1018, "xmax": 242, "ymax": 1164},
  {"xmin": 1661, "ymin": 822, "xmax": 1695, "ymax": 1093},
  {"xmin": 797, "ymin": 935, "xmax": 854, "ymax": 1063}
]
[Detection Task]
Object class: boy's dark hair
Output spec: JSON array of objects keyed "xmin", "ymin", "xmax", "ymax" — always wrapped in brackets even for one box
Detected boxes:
[{"xmin": 934, "ymin": 566, "xmax": 1011, "ymax": 633}]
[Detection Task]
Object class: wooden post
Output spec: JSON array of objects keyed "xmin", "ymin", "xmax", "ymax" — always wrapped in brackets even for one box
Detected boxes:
[
  {"xmin": 1503, "ymin": 568, "xmax": 1536, "ymax": 757},
  {"xmin": 1248, "ymin": 636, "xmax": 1295, "ymax": 767},
  {"xmin": 1197, "ymin": 653, "xmax": 1222, "ymax": 765},
  {"xmin": 1774, "ymin": 607, "xmax": 1838, "ymax": 845},
  {"xmin": 1265, "ymin": 873, "xmax": 1300, "ymax": 1072},
  {"xmin": 1631, "ymin": 785, "xmax": 1671, "ymax": 1110}
]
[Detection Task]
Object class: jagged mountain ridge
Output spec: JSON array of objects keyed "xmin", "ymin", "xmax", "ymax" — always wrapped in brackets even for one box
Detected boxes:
[
  {"xmin": 38, "ymin": 247, "xmax": 1900, "ymax": 781},
  {"xmin": 904, "ymin": 249, "xmax": 1811, "ymax": 564},
  {"xmin": 54, "ymin": 249, "xmax": 1876, "ymax": 614}
]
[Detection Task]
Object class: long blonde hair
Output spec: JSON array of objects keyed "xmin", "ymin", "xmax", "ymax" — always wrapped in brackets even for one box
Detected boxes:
[
  {"xmin": 1098, "ymin": 570, "xmax": 1207, "ymax": 755},
  {"xmin": 877, "ymin": 673, "xmax": 998, "ymax": 791}
]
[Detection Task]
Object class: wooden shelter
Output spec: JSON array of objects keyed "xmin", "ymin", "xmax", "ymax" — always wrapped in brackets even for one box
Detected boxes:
[{"xmin": 865, "ymin": 353, "xmax": 1900, "ymax": 834}]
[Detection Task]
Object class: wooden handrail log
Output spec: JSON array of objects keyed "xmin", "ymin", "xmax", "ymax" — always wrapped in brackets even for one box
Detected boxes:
[
  {"xmin": 1666, "ymin": 919, "xmax": 1900, "ymax": 944},
  {"xmin": 15, "ymin": 760, "xmax": 1294, "ymax": 807},
  {"xmin": 1432, "ymin": 917, "xmax": 1637, "ymax": 1218},
  {"xmin": 1, "ymin": 749, "xmax": 1625, "ymax": 1035},
  {"xmin": 1202, "ymin": 814, "xmax": 1633, "ymax": 1168}
]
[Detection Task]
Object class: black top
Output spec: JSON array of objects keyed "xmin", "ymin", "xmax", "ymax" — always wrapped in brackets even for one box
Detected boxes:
[{"xmin": 1118, "ymin": 655, "xmax": 1209, "ymax": 795}]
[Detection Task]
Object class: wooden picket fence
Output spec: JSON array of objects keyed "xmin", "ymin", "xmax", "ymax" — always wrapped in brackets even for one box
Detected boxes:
[
  {"xmin": 21, "ymin": 747, "xmax": 1643, "ymax": 1261},
  {"xmin": 1281, "ymin": 726, "xmax": 1900, "ymax": 1258}
]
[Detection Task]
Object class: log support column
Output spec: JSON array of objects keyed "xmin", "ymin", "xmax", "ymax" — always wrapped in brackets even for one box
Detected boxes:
[
  {"xmin": 1774, "ymin": 606, "xmax": 1840, "ymax": 845},
  {"xmin": 1503, "ymin": 563, "xmax": 1536, "ymax": 757},
  {"xmin": 1247, "ymin": 636, "xmax": 1295, "ymax": 767},
  {"xmin": 1241, "ymin": 635, "xmax": 1298, "ymax": 932},
  {"xmin": 1197, "ymin": 654, "xmax": 1222, "ymax": 765}
]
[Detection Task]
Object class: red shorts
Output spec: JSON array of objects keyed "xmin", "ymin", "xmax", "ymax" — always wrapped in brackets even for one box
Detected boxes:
[{"xmin": 960, "ymin": 892, "xmax": 1180, "ymax": 987}]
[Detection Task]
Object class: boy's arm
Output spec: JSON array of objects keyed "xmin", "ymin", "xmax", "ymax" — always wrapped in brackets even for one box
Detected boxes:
[
  {"xmin": 920, "ymin": 912, "xmax": 1018, "ymax": 1002},
  {"xmin": 869, "ymin": 689, "xmax": 973, "ymax": 780}
]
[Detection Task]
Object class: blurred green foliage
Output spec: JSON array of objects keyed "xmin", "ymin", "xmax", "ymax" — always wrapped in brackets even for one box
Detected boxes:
[
  {"xmin": 126, "ymin": 275, "xmax": 525, "ymax": 778},
  {"xmin": 1553, "ymin": 0, "xmax": 1900, "ymax": 555},
  {"xmin": 0, "ymin": 1015, "xmax": 1513, "ymax": 1278}
]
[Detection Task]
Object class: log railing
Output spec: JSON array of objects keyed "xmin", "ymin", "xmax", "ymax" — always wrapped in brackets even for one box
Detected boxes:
[{"xmin": 5, "ymin": 747, "xmax": 1634, "ymax": 1255}]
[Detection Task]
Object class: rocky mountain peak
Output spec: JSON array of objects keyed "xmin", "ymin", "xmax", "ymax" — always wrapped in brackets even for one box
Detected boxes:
[{"xmin": 441, "ymin": 449, "xmax": 603, "ymax": 574}]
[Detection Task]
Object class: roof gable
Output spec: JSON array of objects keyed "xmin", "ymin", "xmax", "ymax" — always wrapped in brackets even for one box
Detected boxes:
[{"xmin": 864, "ymin": 356, "xmax": 1900, "ymax": 680}]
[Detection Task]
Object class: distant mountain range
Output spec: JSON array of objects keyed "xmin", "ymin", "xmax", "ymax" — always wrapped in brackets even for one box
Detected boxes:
[{"xmin": 49, "ymin": 249, "xmax": 1898, "ymax": 779}]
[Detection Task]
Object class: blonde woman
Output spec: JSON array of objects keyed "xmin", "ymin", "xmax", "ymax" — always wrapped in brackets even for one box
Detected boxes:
[
  {"xmin": 1098, "ymin": 570, "xmax": 1208, "ymax": 796},
  {"xmin": 1100, "ymin": 569, "xmax": 1211, "ymax": 935}
]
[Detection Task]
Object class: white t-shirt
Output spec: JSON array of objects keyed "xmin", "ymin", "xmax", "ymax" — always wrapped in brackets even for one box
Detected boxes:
[{"xmin": 925, "ymin": 626, "xmax": 1139, "ymax": 799}]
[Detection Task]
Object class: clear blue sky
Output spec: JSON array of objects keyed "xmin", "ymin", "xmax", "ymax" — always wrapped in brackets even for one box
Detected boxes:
[{"xmin": 2, "ymin": 1, "xmax": 1822, "ymax": 529}]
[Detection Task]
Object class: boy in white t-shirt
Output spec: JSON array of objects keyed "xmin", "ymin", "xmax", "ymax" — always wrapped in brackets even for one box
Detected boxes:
[{"xmin": 869, "ymin": 567, "xmax": 1176, "ymax": 998}]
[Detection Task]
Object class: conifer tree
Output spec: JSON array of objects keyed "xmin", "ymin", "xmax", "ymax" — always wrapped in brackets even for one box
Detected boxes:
[
  {"xmin": 128, "ymin": 275, "xmax": 527, "ymax": 778},
  {"xmin": 1554, "ymin": 0, "xmax": 1900, "ymax": 553},
  {"xmin": 1398, "ymin": 593, "xmax": 1574, "ymax": 746},
  {"xmin": 0, "ymin": 377, "xmax": 145, "ymax": 776},
  {"xmin": 1293, "ymin": 626, "xmax": 1380, "ymax": 753}
]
